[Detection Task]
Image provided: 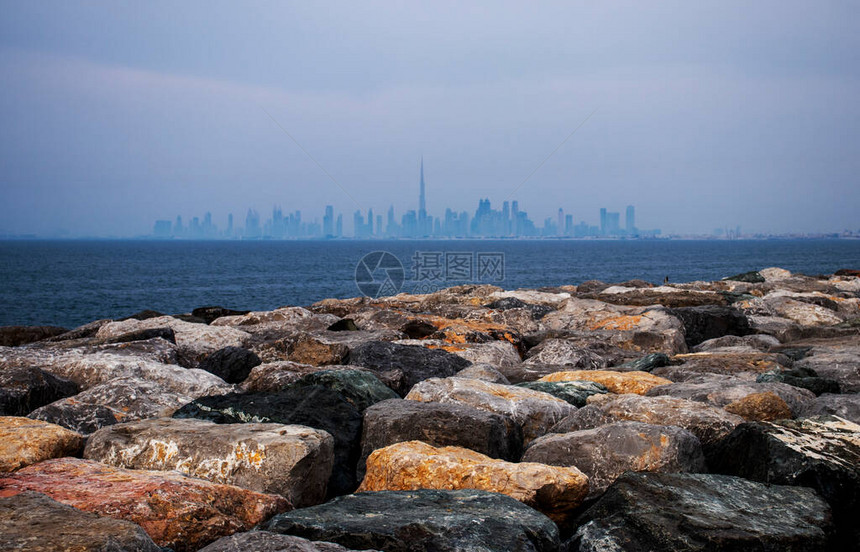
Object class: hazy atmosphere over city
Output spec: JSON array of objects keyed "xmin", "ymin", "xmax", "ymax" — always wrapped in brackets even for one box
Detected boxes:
[{"xmin": 1, "ymin": 1, "xmax": 858, "ymax": 237}]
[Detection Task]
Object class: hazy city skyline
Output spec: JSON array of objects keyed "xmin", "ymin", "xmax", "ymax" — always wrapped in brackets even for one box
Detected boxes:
[{"xmin": 2, "ymin": 2, "xmax": 858, "ymax": 237}]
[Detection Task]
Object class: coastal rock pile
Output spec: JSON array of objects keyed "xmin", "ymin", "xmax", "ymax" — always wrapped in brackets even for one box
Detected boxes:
[{"xmin": 0, "ymin": 266, "xmax": 858, "ymax": 550}]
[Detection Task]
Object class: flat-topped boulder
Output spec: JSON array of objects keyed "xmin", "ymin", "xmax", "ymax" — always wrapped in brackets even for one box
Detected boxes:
[
  {"xmin": 348, "ymin": 341, "xmax": 472, "ymax": 395},
  {"xmin": 290, "ymin": 369, "xmax": 398, "ymax": 412},
  {"xmin": 0, "ymin": 457, "xmax": 289, "ymax": 552},
  {"xmin": 523, "ymin": 338, "xmax": 608, "ymax": 369},
  {"xmin": 515, "ymin": 380, "xmax": 607, "ymax": 407},
  {"xmin": 0, "ymin": 325, "xmax": 68, "ymax": 347},
  {"xmin": 645, "ymin": 379, "xmax": 815, "ymax": 416},
  {"xmin": 358, "ymin": 441, "xmax": 588, "ymax": 523},
  {"xmin": 0, "ymin": 417, "xmax": 84, "ymax": 472},
  {"xmin": 406, "ymin": 376, "xmax": 575, "ymax": 444},
  {"xmin": 261, "ymin": 489, "xmax": 560, "ymax": 552},
  {"xmin": 540, "ymin": 369, "xmax": 672, "ymax": 395},
  {"xmin": 84, "ymin": 417, "xmax": 334, "ymax": 507},
  {"xmin": 0, "ymin": 366, "xmax": 78, "ymax": 416}
]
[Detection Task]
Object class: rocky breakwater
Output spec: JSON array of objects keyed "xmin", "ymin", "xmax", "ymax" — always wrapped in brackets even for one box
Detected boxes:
[{"xmin": 0, "ymin": 266, "xmax": 857, "ymax": 551}]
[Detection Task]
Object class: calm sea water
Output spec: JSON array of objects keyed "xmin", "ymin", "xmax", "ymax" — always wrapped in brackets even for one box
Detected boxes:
[{"xmin": 2, "ymin": 239, "xmax": 859, "ymax": 328}]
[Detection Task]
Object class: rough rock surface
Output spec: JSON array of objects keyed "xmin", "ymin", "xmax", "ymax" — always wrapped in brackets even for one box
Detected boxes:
[
  {"xmin": 0, "ymin": 366, "xmax": 79, "ymax": 416},
  {"xmin": 173, "ymin": 385, "xmax": 362, "ymax": 497},
  {"xmin": 199, "ymin": 531, "xmax": 372, "ymax": 552},
  {"xmin": 348, "ymin": 341, "xmax": 472, "ymax": 395},
  {"xmin": 524, "ymin": 339, "xmax": 608, "ymax": 369},
  {"xmin": 540, "ymin": 369, "xmax": 672, "ymax": 395},
  {"xmin": 515, "ymin": 380, "xmax": 608, "ymax": 407},
  {"xmin": 406, "ymin": 376, "xmax": 575, "ymax": 444},
  {"xmin": 358, "ymin": 441, "xmax": 589, "ymax": 523},
  {"xmin": 645, "ymin": 379, "xmax": 815, "ymax": 416},
  {"xmin": 757, "ymin": 366, "xmax": 841, "ymax": 396},
  {"xmin": 709, "ymin": 416, "xmax": 860, "ymax": 547},
  {"xmin": 569, "ymin": 472, "xmax": 833, "ymax": 551},
  {"xmin": 799, "ymin": 393, "xmax": 860, "ymax": 423},
  {"xmin": 240, "ymin": 361, "xmax": 330, "ymax": 392},
  {"xmin": 290, "ymin": 369, "xmax": 398, "ymax": 412},
  {"xmin": 724, "ymin": 391, "xmax": 793, "ymax": 421},
  {"xmin": 0, "ymin": 491, "xmax": 162, "ymax": 552},
  {"xmin": 0, "ymin": 325, "xmax": 68, "ymax": 347},
  {"xmin": 359, "ymin": 399, "xmax": 522, "ymax": 479},
  {"xmin": 0, "ymin": 416, "xmax": 84, "ymax": 472},
  {"xmin": 261, "ymin": 489, "xmax": 560, "ymax": 552},
  {"xmin": 84, "ymin": 417, "xmax": 334, "ymax": 507},
  {"xmin": 198, "ymin": 346, "xmax": 261, "ymax": 383},
  {"xmin": 454, "ymin": 363, "xmax": 511, "ymax": 384},
  {"xmin": 0, "ymin": 458, "xmax": 289, "ymax": 552},
  {"xmin": 670, "ymin": 305, "xmax": 751, "ymax": 347},
  {"xmin": 524, "ymin": 421, "xmax": 705, "ymax": 499}
]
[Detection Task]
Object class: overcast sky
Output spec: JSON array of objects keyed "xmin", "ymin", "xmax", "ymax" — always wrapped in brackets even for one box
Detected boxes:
[{"xmin": 1, "ymin": 1, "xmax": 858, "ymax": 236}]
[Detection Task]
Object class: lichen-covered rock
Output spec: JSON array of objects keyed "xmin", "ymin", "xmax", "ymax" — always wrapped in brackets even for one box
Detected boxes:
[
  {"xmin": 569, "ymin": 472, "xmax": 833, "ymax": 551},
  {"xmin": 764, "ymin": 295, "xmax": 845, "ymax": 326},
  {"xmin": 84, "ymin": 417, "xmax": 334, "ymax": 507},
  {"xmin": 199, "ymin": 531, "xmax": 372, "ymax": 552},
  {"xmin": 290, "ymin": 369, "xmax": 398, "ymax": 412},
  {"xmin": 287, "ymin": 334, "xmax": 351, "ymax": 366},
  {"xmin": 709, "ymin": 416, "xmax": 860, "ymax": 548},
  {"xmin": 0, "ymin": 417, "xmax": 84, "ymax": 472},
  {"xmin": 173, "ymin": 385, "xmax": 362, "ymax": 497},
  {"xmin": 524, "ymin": 421, "xmax": 705, "ymax": 499},
  {"xmin": 454, "ymin": 363, "xmax": 511, "ymax": 384},
  {"xmin": 0, "ymin": 458, "xmax": 289, "ymax": 552},
  {"xmin": 0, "ymin": 491, "xmax": 162, "ymax": 552},
  {"xmin": 359, "ymin": 399, "xmax": 522, "ymax": 480},
  {"xmin": 540, "ymin": 369, "xmax": 672, "ymax": 395},
  {"xmin": 645, "ymin": 379, "xmax": 815, "ymax": 416},
  {"xmin": 348, "ymin": 341, "xmax": 472, "ymax": 396},
  {"xmin": 406, "ymin": 377, "xmax": 575, "ymax": 444},
  {"xmin": 358, "ymin": 441, "xmax": 588, "ymax": 523},
  {"xmin": 198, "ymin": 346, "xmax": 261, "ymax": 383},
  {"xmin": 724, "ymin": 391, "xmax": 793, "ymax": 421},
  {"xmin": 0, "ymin": 366, "xmax": 79, "ymax": 416},
  {"xmin": 552, "ymin": 394, "xmax": 745, "ymax": 450},
  {"xmin": 799, "ymin": 393, "xmax": 860, "ymax": 424},
  {"xmin": 523, "ymin": 339, "xmax": 608, "ymax": 369},
  {"xmin": 515, "ymin": 380, "xmax": 607, "ymax": 407},
  {"xmin": 261, "ymin": 489, "xmax": 560, "ymax": 552}
]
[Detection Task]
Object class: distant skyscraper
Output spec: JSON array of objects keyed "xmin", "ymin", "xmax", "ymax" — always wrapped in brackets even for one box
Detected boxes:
[
  {"xmin": 323, "ymin": 205, "xmax": 334, "ymax": 236},
  {"xmin": 227, "ymin": 213, "xmax": 233, "ymax": 237},
  {"xmin": 557, "ymin": 208, "xmax": 564, "ymax": 236},
  {"xmin": 418, "ymin": 156, "xmax": 428, "ymax": 235},
  {"xmin": 626, "ymin": 205, "xmax": 635, "ymax": 234},
  {"xmin": 600, "ymin": 208, "xmax": 607, "ymax": 236}
]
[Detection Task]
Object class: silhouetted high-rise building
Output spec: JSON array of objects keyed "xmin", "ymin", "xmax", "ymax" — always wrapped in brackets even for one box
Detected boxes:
[
  {"xmin": 600, "ymin": 208, "xmax": 607, "ymax": 236},
  {"xmin": 323, "ymin": 205, "xmax": 334, "ymax": 236},
  {"xmin": 626, "ymin": 205, "xmax": 635, "ymax": 234}
]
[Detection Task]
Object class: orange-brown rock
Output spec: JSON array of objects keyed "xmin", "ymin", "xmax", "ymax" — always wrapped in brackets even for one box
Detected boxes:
[
  {"xmin": 724, "ymin": 391, "xmax": 793, "ymax": 422},
  {"xmin": 0, "ymin": 457, "xmax": 289, "ymax": 552},
  {"xmin": 0, "ymin": 416, "xmax": 84, "ymax": 472},
  {"xmin": 358, "ymin": 440, "xmax": 588, "ymax": 523},
  {"xmin": 539, "ymin": 370, "xmax": 672, "ymax": 395}
]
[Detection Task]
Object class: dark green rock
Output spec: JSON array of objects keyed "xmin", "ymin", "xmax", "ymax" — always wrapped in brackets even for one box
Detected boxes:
[
  {"xmin": 515, "ymin": 380, "xmax": 607, "ymax": 407},
  {"xmin": 292, "ymin": 369, "xmax": 398, "ymax": 412},
  {"xmin": 723, "ymin": 270, "xmax": 766, "ymax": 283},
  {"xmin": 757, "ymin": 367, "xmax": 840, "ymax": 396},
  {"xmin": 615, "ymin": 353, "xmax": 669, "ymax": 372}
]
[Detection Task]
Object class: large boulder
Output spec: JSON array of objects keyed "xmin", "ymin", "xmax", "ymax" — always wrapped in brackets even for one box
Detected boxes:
[
  {"xmin": 756, "ymin": 366, "xmax": 841, "ymax": 396},
  {"xmin": 0, "ymin": 491, "xmax": 162, "ymax": 552},
  {"xmin": 709, "ymin": 416, "xmax": 860, "ymax": 548},
  {"xmin": 454, "ymin": 363, "xmax": 511, "ymax": 384},
  {"xmin": 240, "ymin": 361, "xmax": 330, "ymax": 392},
  {"xmin": 568, "ymin": 472, "xmax": 833, "ymax": 551},
  {"xmin": 261, "ymin": 489, "xmax": 560, "ymax": 552},
  {"xmin": 359, "ymin": 399, "xmax": 522, "ymax": 479},
  {"xmin": 84, "ymin": 418, "xmax": 334, "ymax": 507},
  {"xmin": 670, "ymin": 305, "xmax": 751, "ymax": 347},
  {"xmin": 540, "ymin": 370, "xmax": 672, "ymax": 395},
  {"xmin": 199, "ymin": 531, "xmax": 372, "ymax": 552},
  {"xmin": 347, "ymin": 341, "xmax": 472, "ymax": 396},
  {"xmin": 0, "ymin": 325, "xmax": 67, "ymax": 347},
  {"xmin": 723, "ymin": 391, "xmax": 794, "ymax": 421},
  {"xmin": 173, "ymin": 385, "xmax": 362, "ymax": 497},
  {"xmin": 644, "ymin": 379, "xmax": 815, "ymax": 417},
  {"xmin": 0, "ymin": 457, "xmax": 289, "ymax": 552},
  {"xmin": 794, "ymin": 348, "xmax": 860, "ymax": 393},
  {"xmin": 0, "ymin": 366, "xmax": 78, "ymax": 416},
  {"xmin": 406, "ymin": 377, "xmax": 575, "ymax": 445},
  {"xmin": 524, "ymin": 421, "xmax": 705, "ymax": 499},
  {"xmin": 291, "ymin": 369, "xmax": 398, "ymax": 412},
  {"xmin": 0, "ymin": 417, "xmax": 84, "ymax": 472},
  {"xmin": 523, "ymin": 339, "xmax": 608, "ymax": 369},
  {"xmin": 799, "ymin": 393, "xmax": 860, "ymax": 424},
  {"xmin": 198, "ymin": 346, "xmax": 261, "ymax": 383},
  {"xmin": 515, "ymin": 380, "xmax": 608, "ymax": 407},
  {"xmin": 358, "ymin": 441, "xmax": 589, "ymax": 523}
]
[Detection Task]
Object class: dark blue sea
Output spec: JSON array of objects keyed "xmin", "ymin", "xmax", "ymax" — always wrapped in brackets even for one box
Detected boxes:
[{"xmin": 2, "ymin": 239, "xmax": 859, "ymax": 328}]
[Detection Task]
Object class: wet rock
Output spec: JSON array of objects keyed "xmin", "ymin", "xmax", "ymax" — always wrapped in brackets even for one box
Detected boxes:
[
  {"xmin": 524, "ymin": 339, "xmax": 608, "ymax": 369},
  {"xmin": 709, "ymin": 416, "xmax": 860, "ymax": 548},
  {"xmin": 670, "ymin": 305, "xmax": 751, "ymax": 347},
  {"xmin": 291, "ymin": 369, "xmax": 398, "ymax": 412},
  {"xmin": 199, "ymin": 531, "xmax": 371, "ymax": 552},
  {"xmin": 724, "ymin": 391, "xmax": 793, "ymax": 421},
  {"xmin": 192, "ymin": 306, "xmax": 251, "ymax": 325},
  {"xmin": 524, "ymin": 421, "xmax": 705, "ymax": 499},
  {"xmin": 359, "ymin": 441, "xmax": 588, "ymax": 523},
  {"xmin": 359, "ymin": 399, "xmax": 522, "ymax": 479},
  {"xmin": 799, "ymin": 393, "xmax": 860, "ymax": 424},
  {"xmin": 406, "ymin": 376, "xmax": 575, "ymax": 444},
  {"xmin": 261, "ymin": 489, "xmax": 560, "ymax": 552},
  {"xmin": 0, "ymin": 417, "xmax": 84, "ymax": 472},
  {"xmin": 0, "ymin": 366, "xmax": 78, "ymax": 416},
  {"xmin": 199, "ymin": 346, "xmax": 262, "ymax": 383},
  {"xmin": 515, "ymin": 380, "xmax": 607, "ymax": 407},
  {"xmin": 757, "ymin": 366, "xmax": 841, "ymax": 395},
  {"xmin": 0, "ymin": 326, "xmax": 69, "ymax": 347},
  {"xmin": 84, "ymin": 417, "xmax": 334, "ymax": 507},
  {"xmin": 645, "ymin": 379, "xmax": 815, "ymax": 416},
  {"xmin": 613, "ymin": 352, "xmax": 669, "ymax": 372},
  {"xmin": 540, "ymin": 370, "xmax": 672, "ymax": 395},
  {"xmin": 454, "ymin": 363, "xmax": 511, "ymax": 384},
  {"xmin": 568, "ymin": 472, "xmax": 833, "ymax": 551},
  {"xmin": 552, "ymin": 394, "xmax": 744, "ymax": 450},
  {"xmin": 28, "ymin": 375, "xmax": 231, "ymax": 435},
  {"xmin": 348, "ymin": 341, "xmax": 471, "ymax": 396},
  {"xmin": 0, "ymin": 491, "xmax": 162, "ymax": 552},
  {"xmin": 173, "ymin": 385, "xmax": 362, "ymax": 497},
  {"xmin": 96, "ymin": 316, "xmax": 251, "ymax": 366},
  {"xmin": 0, "ymin": 457, "xmax": 289, "ymax": 552}
]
